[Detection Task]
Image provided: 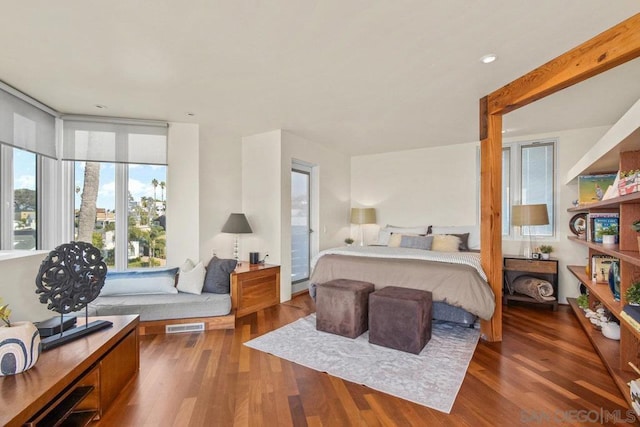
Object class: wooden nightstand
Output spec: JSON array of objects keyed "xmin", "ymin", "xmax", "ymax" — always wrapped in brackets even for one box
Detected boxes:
[
  {"xmin": 503, "ymin": 256, "xmax": 559, "ymax": 310},
  {"xmin": 230, "ymin": 262, "xmax": 281, "ymax": 317}
]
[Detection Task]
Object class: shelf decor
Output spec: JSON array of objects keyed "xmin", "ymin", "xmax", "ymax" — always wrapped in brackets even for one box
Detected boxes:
[{"xmin": 0, "ymin": 318, "xmax": 40, "ymax": 376}]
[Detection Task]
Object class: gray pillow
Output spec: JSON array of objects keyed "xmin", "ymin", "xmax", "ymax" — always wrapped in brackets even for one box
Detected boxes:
[
  {"xmin": 203, "ymin": 256, "xmax": 237, "ymax": 294},
  {"xmin": 400, "ymin": 235, "xmax": 433, "ymax": 250}
]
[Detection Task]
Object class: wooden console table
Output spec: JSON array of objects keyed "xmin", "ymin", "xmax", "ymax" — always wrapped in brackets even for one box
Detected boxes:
[{"xmin": 0, "ymin": 315, "xmax": 139, "ymax": 427}]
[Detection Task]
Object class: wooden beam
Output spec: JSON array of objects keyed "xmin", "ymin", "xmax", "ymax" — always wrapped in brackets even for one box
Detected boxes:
[
  {"xmin": 480, "ymin": 96, "xmax": 502, "ymax": 342},
  {"xmin": 488, "ymin": 13, "xmax": 640, "ymax": 115}
]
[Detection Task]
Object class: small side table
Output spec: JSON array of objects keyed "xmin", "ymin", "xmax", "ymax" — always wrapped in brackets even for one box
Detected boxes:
[
  {"xmin": 230, "ymin": 262, "xmax": 281, "ymax": 317},
  {"xmin": 503, "ymin": 256, "xmax": 559, "ymax": 310}
]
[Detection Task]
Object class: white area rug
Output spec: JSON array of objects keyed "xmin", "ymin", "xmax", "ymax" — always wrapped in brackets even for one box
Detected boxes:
[{"xmin": 244, "ymin": 314, "xmax": 480, "ymax": 413}]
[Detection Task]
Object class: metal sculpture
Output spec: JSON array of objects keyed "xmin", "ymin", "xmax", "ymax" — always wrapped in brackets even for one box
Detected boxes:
[{"xmin": 35, "ymin": 242, "xmax": 112, "ymax": 350}]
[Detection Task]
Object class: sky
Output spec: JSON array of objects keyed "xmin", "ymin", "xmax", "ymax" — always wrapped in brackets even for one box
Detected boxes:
[{"xmin": 13, "ymin": 149, "xmax": 166, "ymax": 210}]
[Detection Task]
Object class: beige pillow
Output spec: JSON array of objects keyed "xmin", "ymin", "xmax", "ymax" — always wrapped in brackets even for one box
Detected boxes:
[
  {"xmin": 387, "ymin": 233, "xmax": 404, "ymax": 247},
  {"xmin": 431, "ymin": 234, "xmax": 461, "ymax": 252}
]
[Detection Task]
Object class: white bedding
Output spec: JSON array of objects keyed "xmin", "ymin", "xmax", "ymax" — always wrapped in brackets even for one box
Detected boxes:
[{"xmin": 311, "ymin": 246, "xmax": 487, "ymax": 281}]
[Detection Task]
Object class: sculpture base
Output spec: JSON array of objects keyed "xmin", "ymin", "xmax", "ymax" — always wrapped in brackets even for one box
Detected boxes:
[{"xmin": 41, "ymin": 320, "xmax": 113, "ymax": 352}]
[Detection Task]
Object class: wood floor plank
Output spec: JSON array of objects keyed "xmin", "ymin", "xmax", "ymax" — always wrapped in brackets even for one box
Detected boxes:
[{"xmin": 98, "ymin": 297, "xmax": 637, "ymax": 426}]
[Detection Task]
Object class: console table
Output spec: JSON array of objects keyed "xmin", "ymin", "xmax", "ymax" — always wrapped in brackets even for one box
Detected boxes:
[{"xmin": 0, "ymin": 315, "xmax": 139, "ymax": 427}]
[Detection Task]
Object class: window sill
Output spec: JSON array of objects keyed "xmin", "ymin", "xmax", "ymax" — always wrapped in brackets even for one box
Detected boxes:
[{"xmin": 0, "ymin": 250, "xmax": 49, "ymax": 262}]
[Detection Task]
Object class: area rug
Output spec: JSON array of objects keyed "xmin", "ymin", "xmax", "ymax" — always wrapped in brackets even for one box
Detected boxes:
[{"xmin": 244, "ymin": 314, "xmax": 480, "ymax": 413}]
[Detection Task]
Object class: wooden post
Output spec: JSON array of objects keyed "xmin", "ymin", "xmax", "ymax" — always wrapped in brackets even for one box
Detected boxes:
[{"xmin": 479, "ymin": 97, "xmax": 502, "ymax": 342}]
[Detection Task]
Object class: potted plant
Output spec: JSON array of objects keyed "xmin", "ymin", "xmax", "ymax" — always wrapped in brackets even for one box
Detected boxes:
[
  {"xmin": 344, "ymin": 237, "xmax": 354, "ymax": 246},
  {"xmin": 626, "ymin": 282, "xmax": 640, "ymax": 306},
  {"xmin": 538, "ymin": 245, "xmax": 553, "ymax": 260},
  {"xmin": 597, "ymin": 224, "xmax": 618, "ymax": 245},
  {"xmin": 0, "ymin": 298, "xmax": 40, "ymax": 376}
]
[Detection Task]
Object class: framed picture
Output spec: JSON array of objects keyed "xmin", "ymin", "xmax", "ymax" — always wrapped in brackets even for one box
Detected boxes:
[{"xmin": 578, "ymin": 174, "xmax": 617, "ymax": 204}]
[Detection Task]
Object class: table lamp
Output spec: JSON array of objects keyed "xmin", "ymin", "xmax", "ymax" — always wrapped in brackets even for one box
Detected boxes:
[
  {"xmin": 350, "ymin": 208, "xmax": 377, "ymax": 246},
  {"xmin": 512, "ymin": 204, "xmax": 549, "ymax": 259},
  {"xmin": 221, "ymin": 213, "xmax": 253, "ymax": 264}
]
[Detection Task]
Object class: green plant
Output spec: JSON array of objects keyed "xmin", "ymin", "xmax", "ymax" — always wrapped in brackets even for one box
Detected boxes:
[
  {"xmin": 576, "ymin": 294, "xmax": 589, "ymax": 309},
  {"xmin": 344, "ymin": 238, "xmax": 354, "ymax": 245},
  {"xmin": 596, "ymin": 224, "xmax": 618, "ymax": 236},
  {"xmin": 0, "ymin": 297, "xmax": 11, "ymax": 327},
  {"xmin": 632, "ymin": 220, "xmax": 640, "ymax": 233},
  {"xmin": 538, "ymin": 245, "xmax": 553, "ymax": 254},
  {"xmin": 625, "ymin": 282, "xmax": 640, "ymax": 304}
]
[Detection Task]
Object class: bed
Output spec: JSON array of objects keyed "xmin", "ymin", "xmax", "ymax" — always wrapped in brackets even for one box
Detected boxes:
[{"xmin": 308, "ymin": 245, "xmax": 495, "ymax": 325}]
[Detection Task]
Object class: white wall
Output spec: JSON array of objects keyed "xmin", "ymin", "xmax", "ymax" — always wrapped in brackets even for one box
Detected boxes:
[
  {"xmin": 166, "ymin": 123, "xmax": 200, "ymax": 265},
  {"xmin": 351, "ymin": 142, "xmax": 479, "ymax": 244},
  {"xmin": 241, "ymin": 130, "xmax": 350, "ymax": 302},
  {"xmin": 0, "ymin": 252, "xmax": 52, "ymax": 322},
  {"xmin": 351, "ymin": 126, "xmax": 610, "ymax": 304},
  {"xmin": 198, "ymin": 126, "xmax": 243, "ymax": 262}
]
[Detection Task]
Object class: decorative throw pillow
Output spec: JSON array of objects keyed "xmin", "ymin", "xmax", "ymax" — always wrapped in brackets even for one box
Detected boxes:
[
  {"xmin": 177, "ymin": 259, "xmax": 206, "ymax": 295},
  {"xmin": 203, "ymin": 256, "xmax": 238, "ymax": 294},
  {"xmin": 430, "ymin": 225, "xmax": 480, "ymax": 250},
  {"xmin": 446, "ymin": 232, "xmax": 470, "ymax": 251},
  {"xmin": 377, "ymin": 225, "xmax": 429, "ymax": 245},
  {"xmin": 100, "ymin": 267, "xmax": 179, "ymax": 296},
  {"xmin": 431, "ymin": 234, "xmax": 461, "ymax": 252},
  {"xmin": 400, "ymin": 235, "xmax": 433, "ymax": 250}
]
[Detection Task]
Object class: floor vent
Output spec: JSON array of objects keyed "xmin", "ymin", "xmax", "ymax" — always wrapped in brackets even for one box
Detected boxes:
[{"xmin": 165, "ymin": 322, "xmax": 206, "ymax": 334}]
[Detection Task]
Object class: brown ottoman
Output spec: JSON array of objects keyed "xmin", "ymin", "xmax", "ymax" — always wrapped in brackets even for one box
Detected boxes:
[
  {"xmin": 316, "ymin": 279, "xmax": 375, "ymax": 338},
  {"xmin": 369, "ymin": 286, "xmax": 432, "ymax": 354}
]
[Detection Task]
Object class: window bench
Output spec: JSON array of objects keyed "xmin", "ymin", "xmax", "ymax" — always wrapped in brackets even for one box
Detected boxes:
[{"xmin": 84, "ymin": 292, "xmax": 235, "ymax": 335}]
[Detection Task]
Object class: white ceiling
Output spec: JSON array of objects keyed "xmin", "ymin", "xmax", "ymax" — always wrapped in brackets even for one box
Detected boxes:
[{"xmin": 0, "ymin": 1, "xmax": 639, "ymax": 155}]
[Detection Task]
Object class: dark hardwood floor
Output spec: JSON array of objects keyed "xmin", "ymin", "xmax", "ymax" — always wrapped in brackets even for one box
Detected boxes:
[{"xmin": 99, "ymin": 295, "xmax": 637, "ymax": 426}]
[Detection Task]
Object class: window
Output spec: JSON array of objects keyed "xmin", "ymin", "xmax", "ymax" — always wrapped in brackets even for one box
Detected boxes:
[
  {"xmin": 65, "ymin": 116, "xmax": 168, "ymax": 270},
  {"xmin": 503, "ymin": 139, "xmax": 556, "ymax": 237},
  {"xmin": 12, "ymin": 149, "xmax": 37, "ymax": 249}
]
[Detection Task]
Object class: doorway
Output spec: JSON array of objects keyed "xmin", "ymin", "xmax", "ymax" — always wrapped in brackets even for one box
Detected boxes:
[{"xmin": 291, "ymin": 165, "xmax": 311, "ymax": 285}]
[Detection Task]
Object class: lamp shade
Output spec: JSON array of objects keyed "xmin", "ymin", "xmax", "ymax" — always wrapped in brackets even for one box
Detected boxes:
[
  {"xmin": 511, "ymin": 204, "xmax": 549, "ymax": 226},
  {"xmin": 350, "ymin": 208, "xmax": 377, "ymax": 225},
  {"xmin": 221, "ymin": 213, "xmax": 253, "ymax": 234}
]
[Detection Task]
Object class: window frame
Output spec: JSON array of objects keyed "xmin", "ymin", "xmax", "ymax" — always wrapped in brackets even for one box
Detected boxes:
[{"xmin": 502, "ymin": 138, "xmax": 557, "ymax": 240}]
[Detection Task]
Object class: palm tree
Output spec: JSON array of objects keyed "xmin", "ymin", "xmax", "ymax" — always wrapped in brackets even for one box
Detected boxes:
[
  {"xmin": 160, "ymin": 181, "xmax": 166, "ymax": 202},
  {"xmin": 152, "ymin": 179, "xmax": 158, "ymax": 201},
  {"xmin": 77, "ymin": 162, "xmax": 100, "ymax": 243}
]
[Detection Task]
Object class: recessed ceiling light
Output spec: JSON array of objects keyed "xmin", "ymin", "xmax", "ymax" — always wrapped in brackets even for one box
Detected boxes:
[
  {"xmin": 480, "ymin": 54, "xmax": 497, "ymax": 64},
  {"xmin": 186, "ymin": 112, "xmax": 195, "ymax": 117},
  {"xmin": 95, "ymin": 104, "xmax": 107, "ymax": 109}
]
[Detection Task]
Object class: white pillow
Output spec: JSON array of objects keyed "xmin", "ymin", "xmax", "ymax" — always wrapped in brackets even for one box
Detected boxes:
[
  {"xmin": 377, "ymin": 225, "xmax": 429, "ymax": 245},
  {"xmin": 431, "ymin": 234, "xmax": 461, "ymax": 252},
  {"xmin": 177, "ymin": 259, "xmax": 206, "ymax": 295},
  {"xmin": 431, "ymin": 225, "xmax": 480, "ymax": 250},
  {"xmin": 100, "ymin": 267, "xmax": 179, "ymax": 296}
]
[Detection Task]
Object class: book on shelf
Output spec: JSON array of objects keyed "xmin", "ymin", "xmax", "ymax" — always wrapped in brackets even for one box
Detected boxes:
[
  {"xmin": 624, "ymin": 304, "xmax": 640, "ymax": 323},
  {"xmin": 620, "ymin": 310, "xmax": 640, "ymax": 332},
  {"xmin": 591, "ymin": 255, "xmax": 618, "ymax": 283},
  {"xmin": 588, "ymin": 213, "xmax": 619, "ymax": 243}
]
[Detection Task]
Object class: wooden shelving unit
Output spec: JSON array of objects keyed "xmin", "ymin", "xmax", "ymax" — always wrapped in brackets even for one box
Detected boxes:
[
  {"xmin": 566, "ymin": 298, "xmax": 636, "ymax": 408},
  {"xmin": 566, "ymin": 149, "xmax": 640, "ymax": 409}
]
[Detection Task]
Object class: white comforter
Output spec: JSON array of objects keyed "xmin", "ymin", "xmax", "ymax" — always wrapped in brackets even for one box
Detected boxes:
[{"xmin": 311, "ymin": 246, "xmax": 487, "ymax": 281}]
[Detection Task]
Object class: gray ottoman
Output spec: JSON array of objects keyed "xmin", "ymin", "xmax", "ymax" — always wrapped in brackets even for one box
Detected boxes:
[
  {"xmin": 369, "ymin": 286, "xmax": 433, "ymax": 354},
  {"xmin": 316, "ymin": 279, "xmax": 375, "ymax": 338}
]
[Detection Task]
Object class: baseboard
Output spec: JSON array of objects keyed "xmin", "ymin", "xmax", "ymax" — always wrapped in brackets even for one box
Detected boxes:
[
  {"xmin": 292, "ymin": 288, "xmax": 309, "ymax": 298},
  {"xmin": 138, "ymin": 313, "xmax": 235, "ymax": 335}
]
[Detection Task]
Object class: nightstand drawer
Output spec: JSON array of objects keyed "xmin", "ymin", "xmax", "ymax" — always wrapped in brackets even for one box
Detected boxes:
[{"xmin": 504, "ymin": 258, "xmax": 557, "ymax": 274}]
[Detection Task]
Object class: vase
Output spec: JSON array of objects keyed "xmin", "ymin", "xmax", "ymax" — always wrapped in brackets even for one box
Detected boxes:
[
  {"xmin": 608, "ymin": 260, "xmax": 621, "ymax": 302},
  {"xmin": 0, "ymin": 321, "xmax": 40, "ymax": 376},
  {"xmin": 602, "ymin": 235, "xmax": 617, "ymax": 245},
  {"xmin": 540, "ymin": 253, "xmax": 550, "ymax": 260}
]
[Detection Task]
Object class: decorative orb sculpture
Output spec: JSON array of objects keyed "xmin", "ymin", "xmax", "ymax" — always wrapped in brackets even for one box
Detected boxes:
[{"xmin": 35, "ymin": 242, "xmax": 107, "ymax": 314}]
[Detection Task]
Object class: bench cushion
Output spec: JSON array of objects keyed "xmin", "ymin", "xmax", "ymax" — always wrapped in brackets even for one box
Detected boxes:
[{"xmin": 85, "ymin": 292, "xmax": 231, "ymax": 321}]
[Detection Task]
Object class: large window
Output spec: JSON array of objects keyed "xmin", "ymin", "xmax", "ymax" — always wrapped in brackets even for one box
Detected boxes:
[
  {"xmin": 12, "ymin": 148, "xmax": 37, "ymax": 249},
  {"xmin": 66, "ymin": 117, "xmax": 168, "ymax": 270},
  {"xmin": 503, "ymin": 139, "xmax": 556, "ymax": 237}
]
